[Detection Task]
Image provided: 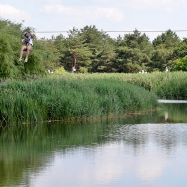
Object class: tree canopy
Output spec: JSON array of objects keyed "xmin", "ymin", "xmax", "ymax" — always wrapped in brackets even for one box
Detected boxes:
[{"xmin": 0, "ymin": 18, "xmax": 187, "ymax": 78}]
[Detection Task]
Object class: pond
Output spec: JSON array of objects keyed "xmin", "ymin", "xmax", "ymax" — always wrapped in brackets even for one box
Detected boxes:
[{"xmin": 0, "ymin": 101, "xmax": 187, "ymax": 187}]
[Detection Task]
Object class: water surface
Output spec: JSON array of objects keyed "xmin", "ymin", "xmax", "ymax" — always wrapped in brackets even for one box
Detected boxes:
[{"xmin": 0, "ymin": 102, "xmax": 187, "ymax": 187}]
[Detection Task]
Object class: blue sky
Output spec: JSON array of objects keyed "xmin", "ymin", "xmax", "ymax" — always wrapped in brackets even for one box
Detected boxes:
[{"xmin": 0, "ymin": 0, "xmax": 187, "ymax": 41}]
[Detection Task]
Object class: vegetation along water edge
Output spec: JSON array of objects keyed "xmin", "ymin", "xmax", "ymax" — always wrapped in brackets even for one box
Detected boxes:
[
  {"xmin": 0, "ymin": 78, "xmax": 158, "ymax": 124},
  {"xmin": 52, "ymin": 71, "xmax": 187, "ymax": 92}
]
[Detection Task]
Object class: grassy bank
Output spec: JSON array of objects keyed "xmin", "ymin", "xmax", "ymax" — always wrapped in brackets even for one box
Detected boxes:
[{"xmin": 0, "ymin": 78, "xmax": 157, "ymax": 124}]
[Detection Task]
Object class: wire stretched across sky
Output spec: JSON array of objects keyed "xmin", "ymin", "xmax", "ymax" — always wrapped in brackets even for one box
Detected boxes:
[
  {"xmin": 32, "ymin": 30, "xmax": 187, "ymax": 33},
  {"xmin": 1, "ymin": 29, "xmax": 187, "ymax": 33}
]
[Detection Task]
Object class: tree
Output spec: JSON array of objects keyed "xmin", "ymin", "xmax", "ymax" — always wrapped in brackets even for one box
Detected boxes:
[
  {"xmin": 80, "ymin": 25, "xmax": 106, "ymax": 72},
  {"xmin": 97, "ymin": 40, "xmax": 116, "ymax": 72},
  {"xmin": 115, "ymin": 29, "xmax": 152, "ymax": 73},
  {"xmin": 67, "ymin": 27, "xmax": 91, "ymax": 72},
  {"xmin": 0, "ymin": 18, "xmax": 60, "ymax": 78},
  {"xmin": 150, "ymin": 45, "xmax": 173, "ymax": 71},
  {"xmin": 152, "ymin": 29, "xmax": 180, "ymax": 49},
  {"xmin": 151, "ymin": 30, "xmax": 180, "ymax": 71},
  {"xmin": 115, "ymin": 46, "xmax": 150, "ymax": 73},
  {"xmin": 173, "ymin": 55, "xmax": 187, "ymax": 71},
  {"xmin": 173, "ymin": 38, "xmax": 187, "ymax": 60}
]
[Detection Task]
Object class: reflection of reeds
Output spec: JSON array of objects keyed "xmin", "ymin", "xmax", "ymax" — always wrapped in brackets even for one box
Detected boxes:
[
  {"xmin": 0, "ymin": 78, "xmax": 157, "ymax": 124},
  {"xmin": 0, "ymin": 114, "xmax": 160, "ymax": 187}
]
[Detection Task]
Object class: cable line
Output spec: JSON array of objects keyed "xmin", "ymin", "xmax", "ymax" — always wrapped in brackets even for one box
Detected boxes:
[{"xmin": 1, "ymin": 29, "xmax": 187, "ymax": 33}]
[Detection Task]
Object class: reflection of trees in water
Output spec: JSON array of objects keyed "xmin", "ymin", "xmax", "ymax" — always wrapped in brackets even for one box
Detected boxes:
[
  {"xmin": 160, "ymin": 103, "xmax": 187, "ymax": 123},
  {"xmin": 0, "ymin": 107, "xmax": 186, "ymax": 186},
  {"xmin": 120, "ymin": 123, "xmax": 185, "ymax": 155}
]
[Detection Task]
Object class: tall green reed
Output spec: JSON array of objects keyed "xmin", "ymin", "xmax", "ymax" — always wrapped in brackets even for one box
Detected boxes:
[
  {"xmin": 53, "ymin": 71, "xmax": 187, "ymax": 91},
  {"xmin": 0, "ymin": 78, "xmax": 157, "ymax": 124},
  {"xmin": 154, "ymin": 77, "xmax": 187, "ymax": 99}
]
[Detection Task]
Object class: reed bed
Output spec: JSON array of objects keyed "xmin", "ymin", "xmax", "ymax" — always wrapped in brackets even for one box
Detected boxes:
[
  {"xmin": 53, "ymin": 71, "xmax": 187, "ymax": 92},
  {"xmin": 0, "ymin": 78, "xmax": 157, "ymax": 124},
  {"xmin": 155, "ymin": 77, "xmax": 187, "ymax": 99}
]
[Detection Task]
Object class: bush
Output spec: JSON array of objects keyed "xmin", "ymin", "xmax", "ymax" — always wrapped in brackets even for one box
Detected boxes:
[
  {"xmin": 79, "ymin": 67, "xmax": 88, "ymax": 73},
  {"xmin": 54, "ymin": 67, "xmax": 66, "ymax": 74},
  {"xmin": 173, "ymin": 56, "xmax": 187, "ymax": 71},
  {"xmin": 154, "ymin": 77, "xmax": 187, "ymax": 99}
]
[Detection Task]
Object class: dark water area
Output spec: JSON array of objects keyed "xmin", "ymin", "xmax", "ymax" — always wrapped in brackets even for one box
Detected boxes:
[{"xmin": 0, "ymin": 101, "xmax": 187, "ymax": 187}]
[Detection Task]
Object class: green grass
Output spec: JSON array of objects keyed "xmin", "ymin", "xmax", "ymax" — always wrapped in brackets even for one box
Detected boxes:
[
  {"xmin": 53, "ymin": 71, "xmax": 187, "ymax": 91},
  {"xmin": 0, "ymin": 78, "xmax": 157, "ymax": 124},
  {"xmin": 155, "ymin": 77, "xmax": 187, "ymax": 99},
  {"xmin": 52, "ymin": 71, "xmax": 187, "ymax": 99},
  {"xmin": 1, "ymin": 71, "xmax": 186, "ymax": 124}
]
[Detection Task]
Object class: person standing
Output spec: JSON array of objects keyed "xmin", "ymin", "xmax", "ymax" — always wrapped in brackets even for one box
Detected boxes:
[{"xmin": 19, "ymin": 31, "xmax": 34, "ymax": 62}]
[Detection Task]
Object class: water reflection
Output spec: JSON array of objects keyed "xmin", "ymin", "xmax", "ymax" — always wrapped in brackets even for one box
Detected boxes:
[{"xmin": 0, "ymin": 103, "xmax": 187, "ymax": 187}]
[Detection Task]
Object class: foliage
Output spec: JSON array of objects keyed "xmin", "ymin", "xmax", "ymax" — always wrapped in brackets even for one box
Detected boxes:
[
  {"xmin": 173, "ymin": 38, "xmax": 187, "ymax": 60},
  {"xmin": 172, "ymin": 55, "xmax": 187, "ymax": 71},
  {"xmin": 115, "ymin": 29, "xmax": 152, "ymax": 72},
  {"xmin": 155, "ymin": 77, "xmax": 187, "ymax": 99},
  {"xmin": 0, "ymin": 18, "xmax": 59, "ymax": 78},
  {"xmin": 51, "ymin": 71, "xmax": 187, "ymax": 92},
  {"xmin": 54, "ymin": 66, "xmax": 66, "ymax": 74},
  {"xmin": 150, "ymin": 45, "xmax": 173, "ymax": 72},
  {"xmin": 152, "ymin": 29, "xmax": 180, "ymax": 48},
  {"xmin": 79, "ymin": 67, "xmax": 88, "ymax": 73},
  {"xmin": 0, "ymin": 78, "xmax": 157, "ymax": 124},
  {"xmin": 1, "ymin": 18, "xmax": 187, "ymax": 77}
]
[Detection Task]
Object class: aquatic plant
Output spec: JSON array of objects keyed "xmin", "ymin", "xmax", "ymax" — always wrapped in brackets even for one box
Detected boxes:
[
  {"xmin": 53, "ymin": 71, "xmax": 187, "ymax": 91},
  {"xmin": 154, "ymin": 77, "xmax": 187, "ymax": 99},
  {"xmin": 0, "ymin": 78, "xmax": 157, "ymax": 124}
]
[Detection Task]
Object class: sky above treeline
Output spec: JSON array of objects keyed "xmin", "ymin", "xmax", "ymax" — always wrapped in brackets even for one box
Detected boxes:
[{"xmin": 0, "ymin": 0, "xmax": 187, "ymax": 41}]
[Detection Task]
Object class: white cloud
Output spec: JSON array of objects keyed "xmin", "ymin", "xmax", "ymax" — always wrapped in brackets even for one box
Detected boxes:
[
  {"xmin": 95, "ymin": 8, "xmax": 124, "ymax": 22},
  {"xmin": 41, "ymin": 4, "xmax": 75, "ymax": 16},
  {"xmin": 134, "ymin": 0, "xmax": 174, "ymax": 8},
  {"xmin": 40, "ymin": 4, "xmax": 124, "ymax": 22},
  {"xmin": 135, "ymin": 152, "xmax": 167, "ymax": 181},
  {"xmin": 0, "ymin": 4, "xmax": 31, "ymax": 22},
  {"xmin": 124, "ymin": 0, "xmax": 186, "ymax": 11}
]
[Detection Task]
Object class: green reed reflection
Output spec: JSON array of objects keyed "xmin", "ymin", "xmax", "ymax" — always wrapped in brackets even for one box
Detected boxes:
[
  {"xmin": 159, "ymin": 103, "xmax": 187, "ymax": 123},
  {"xmin": 0, "ymin": 113, "xmax": 162, "ymax": 187},
  {"xmin": 0, "ymin": 102, "xmax": 186, "ymax": 187}
]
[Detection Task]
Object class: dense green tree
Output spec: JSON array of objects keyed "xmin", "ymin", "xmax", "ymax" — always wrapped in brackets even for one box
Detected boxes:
[
  {"xmin": 151, "ymin": 30, "xmax": 181, "ymax": 71},
  {"xmin": 54, "ymin": 34, "xmax": 71, "ymax": 70},
  {"xmin": 173, "ymin": 55, "xmax": 187, "ymax": 71},
  {"xmin": 80, "ymin": 25, "xmax": 107, "ymax": 72},
  {"xmin": 150, "ymin": 45, "xmax": 173, "ymax": 71},
  {"xmin": 0, "ymin": 18, "xmax": 59, "ymax": 78},
  {"xmin": 115, "ymin": 30, "xmax": 152, "ymax": 72},
  {"xmin": 152, "ymin": 29, "xmax": 180, "ymax": 48},
  {"xmin": 115, "ymin": 47, "xmax": 150, "ymax": 73},
  {"xmin": 67, "ymin": 27, "xmax": 92, "ymax": 72},
  {"xmin": 173, "ymin": 38, "xmax": 187, "ymax": 60},
  {"xmin": 97, "ymin": 40, "xmax": 116, "ymax": 72},
  {"xmin": 1, "ymin": 18, "xmax": 186, "ymax": 76},
  {"xmin": 0, "ymin": 31, "xmax": 21, "ymax": 78}
]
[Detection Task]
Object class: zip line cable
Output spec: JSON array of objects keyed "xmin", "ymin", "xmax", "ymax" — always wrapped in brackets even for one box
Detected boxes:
[{"xmin": 1, "ymin": 29, "xmax": 187, "ymax": 33}]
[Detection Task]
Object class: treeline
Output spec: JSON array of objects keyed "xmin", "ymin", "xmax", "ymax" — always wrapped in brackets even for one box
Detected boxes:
[{"xmin": 0, "ymin": 18, "xmax": 187, "ymax": 78}]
